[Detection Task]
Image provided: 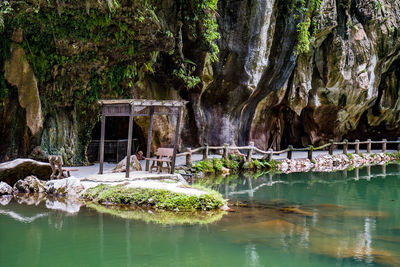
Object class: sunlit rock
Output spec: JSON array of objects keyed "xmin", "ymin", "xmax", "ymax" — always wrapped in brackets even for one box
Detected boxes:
[{"xmin": 0, "ymin": 182, "xmax": 12, "ymax": 196}]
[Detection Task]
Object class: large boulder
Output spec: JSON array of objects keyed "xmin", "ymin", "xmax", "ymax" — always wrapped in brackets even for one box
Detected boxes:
[
  {"xmin": 0, "ymin": 159, "xmax": 52, "ymax": 185},
  {"xmin": 13, "ymin": 175, "xmax": 47, "ymax": 194},
  {"xmin": 0, "ymin": 181, "xmax": 13, "ymax": 196}
]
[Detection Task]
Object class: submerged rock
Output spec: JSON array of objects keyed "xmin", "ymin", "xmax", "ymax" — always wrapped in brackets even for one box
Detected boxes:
[
  {"xmin": 0, "ymin": 181, "xmax": 12, "ymax": 196},
  {"xmin": 13, "ymin": 175, "xmax": 46, "ymax": 194},
  {"xmin": 0, "ymin": 159, "xmax": 52, "ymax": 185}
]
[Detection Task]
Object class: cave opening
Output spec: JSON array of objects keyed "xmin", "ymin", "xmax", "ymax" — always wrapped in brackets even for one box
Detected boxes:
[{"xmin": 88, "ymin": 117, "xmax": 146, "ymax": 163}]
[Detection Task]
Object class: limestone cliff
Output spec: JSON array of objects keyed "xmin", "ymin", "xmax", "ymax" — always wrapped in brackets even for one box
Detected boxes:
[{"xmin": 1, "ymin": 0, "xmax": 400, "ymax": 164}]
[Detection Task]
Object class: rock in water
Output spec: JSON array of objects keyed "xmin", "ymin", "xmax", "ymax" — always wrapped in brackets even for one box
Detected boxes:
[
  {"xmin": 0, "ymin": 159, "xmax": 52, "ymax": 185},
  {"xmin": 46, "ymin": 177, "xmax": 84, "ymax": 196},
  {"xmin": 13, "ymin": 176, "xmax": 46, "ymax": 194},
  {"xmin": 0, "ymin": 182, "xmax": 12, "ymax": 195}
]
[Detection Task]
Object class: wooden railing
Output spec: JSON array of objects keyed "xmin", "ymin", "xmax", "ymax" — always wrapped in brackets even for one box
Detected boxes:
[{"xmin": 176, "ymin": 138, "xmax": 400, "ymax": 167}]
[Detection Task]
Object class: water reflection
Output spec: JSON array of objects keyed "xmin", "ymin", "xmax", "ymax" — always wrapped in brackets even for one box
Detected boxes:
[
  {"xmin": 0, "ymin": 164, "xmax": 400, "ymax": 266},
  {"xmin": 197, "ymin": 164, "xmax": 400, "ymax": 266}
]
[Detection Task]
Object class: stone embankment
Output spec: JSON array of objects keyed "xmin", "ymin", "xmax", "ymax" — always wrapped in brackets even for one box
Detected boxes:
[
  {"xmin": 279, "ymin": 153, "xmax": 398, "ymax": 173},
  {"xmin": 0, "ymin": 159, "xmax": 227, "ymax": 213}
]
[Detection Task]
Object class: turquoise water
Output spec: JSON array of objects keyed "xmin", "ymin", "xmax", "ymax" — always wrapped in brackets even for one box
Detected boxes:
[{"xmin": 1, "ymin": 164, "xmax": 400, "ymax": 266}]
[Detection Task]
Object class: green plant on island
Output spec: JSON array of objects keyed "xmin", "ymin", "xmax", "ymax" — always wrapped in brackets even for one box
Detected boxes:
[{"xmin": 83, "ymin": 184, "xmax": 226, "ymax": 211}]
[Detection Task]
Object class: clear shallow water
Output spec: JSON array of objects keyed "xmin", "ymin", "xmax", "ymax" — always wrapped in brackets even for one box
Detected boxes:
[{"xmin": 1, "ymin": 164, "xmax": 400, "ymax": 266}]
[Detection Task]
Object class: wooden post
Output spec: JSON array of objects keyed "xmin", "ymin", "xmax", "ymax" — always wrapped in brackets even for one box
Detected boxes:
[
  {"xmin": 397, "ymin": 137, "xmax": 400, "ymax": 150},
  {"xmin": 367, "ymin": 139, "xmax": 372, "ymax": 153},
  {"xmin": 308, "ymin": 146, "xmax": 313, "ymax": 160},
  {"xmin": 99, "ymin": 108, "xmax": 106, "ymax": 174},
  {"xmin": 343, "ymin": 139, "xmax": 348, "ymax": 155},
  {"xmin": 355, "ymin": 139, "xmax": 360, "ymax": 154},
  {"xmin": 171, "ymin": 106, "xmax": 182, "ymax": 174},
  {"xmin": 287, "ymin": 145, "xmax": 293, "ymax": 159},
  {"xmin": 186, "ymin": 147, "xmax": 192, "ymax": 167},
  {"xmin": 203, "ymin": 143, "xmax": 208, "ymax": 160},
  {"xmin": 125, "ymin": 105, "xmax": 134, "ymax": 178},
  {"xmin": 145, "ymin": 107, "xmax": 154, "ymax": 171},
  {"xmin": 223, "ymin": 143, "xmax": 228, "ymax": 159},
  {"xmin": 266, "ymin": 148, "xmax": 273, "ymax": 161},
  {"xmin": 247, "ymin": 142, "xmax": 254, "ymax": 162},
  {"xmin": 329, "ymin": 139, "xmax": 334, "ymax": 155},
  {"xmin": 382, "ymin": 139, "xmax": 387, "ymax": 152}
]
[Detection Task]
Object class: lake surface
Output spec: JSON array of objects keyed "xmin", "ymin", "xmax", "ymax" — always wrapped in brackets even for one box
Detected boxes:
[{"xmin": 1, "ymin": 164, "xmax": 400, "ymax": 266}]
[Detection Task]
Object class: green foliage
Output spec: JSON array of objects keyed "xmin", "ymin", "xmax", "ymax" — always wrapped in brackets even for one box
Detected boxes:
[
  {"xmin": 212, "ymin": 158, "xmax": 224, "ymax": 172},
  {"xmin": 173, "ymin": 66, "xmax": 201, "ymax": 88},
  {"xmin": 83, "ymin": 184, "xmax": 226, "ymax": 211},
  {"xmin": 194, "ymin": 159, "xmax": 215, "ymax": 174},
  {"xmin": 296, "ymin": 18, "xmax": 311, "ymax": 54},
  {"xmin": 180, "ymin": 0, "xmax": 220, "ymax": 62},
  {"xmin": 293, "ymin": 0, "xmax": 322, "ymax": 55},
  {"xmin": 0, "ymin": 1, "xmax": 13, "ymax": 32}
]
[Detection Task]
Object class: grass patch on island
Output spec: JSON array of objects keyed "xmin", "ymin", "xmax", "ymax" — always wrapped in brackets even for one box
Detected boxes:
[{"xmin": 82, "ymin": 184, "xmax": 226, "ymax": 211}]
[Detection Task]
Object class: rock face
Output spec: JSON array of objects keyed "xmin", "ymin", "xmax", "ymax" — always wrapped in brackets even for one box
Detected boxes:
[
  {"xmin": 4, "ymin": 28, "xmax": 43, "ymax": 136},
  {"xmin": 1, "ymin": 0, "xmax": 400, "ymax": 161},
  {"xmin": 189, "ymin": 0, "xmax": 400, "ymax": 149},
  {"xmin": 0, "ymin": 159, "xmax": 52, "ymax": 185},
  {"xmin": 13, "ymin": 175, "xmax": 46, "ymax": 194},
  {"xmin": 0, "ymin": 182, "xmax": 12, "ymax": 196}
]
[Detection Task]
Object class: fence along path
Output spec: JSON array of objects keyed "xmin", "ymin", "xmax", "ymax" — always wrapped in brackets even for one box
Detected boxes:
[{"xmin": 176, "ymin": 138, "xmax": 400, "ymax": 167}]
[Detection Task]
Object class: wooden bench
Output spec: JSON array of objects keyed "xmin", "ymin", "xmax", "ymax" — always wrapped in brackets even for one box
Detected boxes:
[{"xmin": 145, "ymin": 148, "xmax": 174, "ymax": 173}]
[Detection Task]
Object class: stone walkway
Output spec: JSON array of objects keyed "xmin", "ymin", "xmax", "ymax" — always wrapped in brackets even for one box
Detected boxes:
[{"xmin": 72, "ymin": 149, "xmax": 396, "ymax": 179}]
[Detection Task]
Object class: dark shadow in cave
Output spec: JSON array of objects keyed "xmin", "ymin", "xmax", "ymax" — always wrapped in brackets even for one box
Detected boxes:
[{"xmin": 88, "ymin": 117, "xmax": 146, "ymax": 163}]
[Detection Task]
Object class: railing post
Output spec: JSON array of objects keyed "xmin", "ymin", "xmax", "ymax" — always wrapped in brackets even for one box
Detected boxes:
[
  {"xmin": 355, "ymin": 139, "xmax": 360, "ymax": 154},
  {"xmin": 367, "ymin": 139, "xmax": 372, "ymax": 153},
  {"xmin": 247, "ymin": 142, "xmax": 254, "ymax": 162},
  {"xmin": 266, "ymin": 148, "xmax": 273, "ymax": 161},
  {"xmin": 329, "ymin": 139, "xmax": 334, "ymax": 155},
  {"xmin": 186, "ymin": 147, "xmax": 192, "ymax": 167},
  {"xmin": 343, "ymin": 139, "xmax": 348, "ymax": 155},
  {"xmin": 287, "ymin": 145, "xmax": 293, "ymax": 159},
  {"xmin": 203, "ymin": 143, "xmax": 208, "ymax": 160},
  {"xmin": 223, "ymin": 143, "xmax": 229, "ymax": 159},
  {"xmin": 397, "ymin": 137, "xmax": 400, "ymax": 151},
  {"xmin": 308, "ymin": 146, "xmax": 313, "ymax": 160},
  {"xmin": 382, "ymin": 139, "xmax": 387, "ymax": 152}
]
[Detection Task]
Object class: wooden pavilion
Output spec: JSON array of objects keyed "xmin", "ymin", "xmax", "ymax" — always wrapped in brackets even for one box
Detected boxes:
[{"xmin": 97, "ymin": 99, "xmax": 187, "ymax": 177}]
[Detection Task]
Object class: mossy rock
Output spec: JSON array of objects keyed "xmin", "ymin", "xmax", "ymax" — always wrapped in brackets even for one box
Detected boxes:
[{"xmin": 83, "ymin": 184, "xmax": 226, "ymax": 211}]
